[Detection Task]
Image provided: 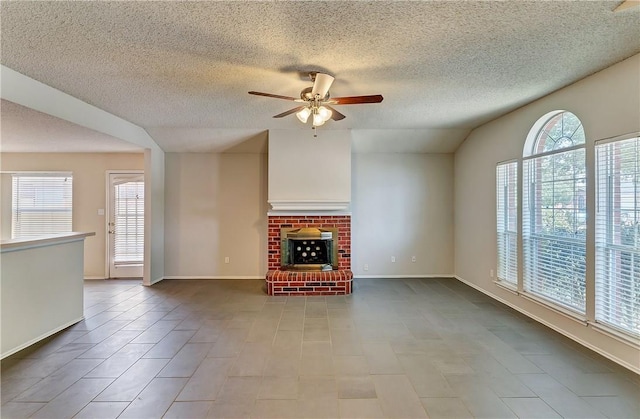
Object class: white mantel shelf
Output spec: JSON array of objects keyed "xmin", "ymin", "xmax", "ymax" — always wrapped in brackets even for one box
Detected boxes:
[
  {"xmin": 268, "ymin": 211, "xmax": 353, "ymax": 217},
  {"xmin": 269, "ymin": 200, "xmax": 351, "ymax": 212}
]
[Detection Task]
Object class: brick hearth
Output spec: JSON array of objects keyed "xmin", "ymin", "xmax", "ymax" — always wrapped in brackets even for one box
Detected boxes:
[{"xmin": 266, "ymin": 215, "xmax": 353, "ymax": 296}]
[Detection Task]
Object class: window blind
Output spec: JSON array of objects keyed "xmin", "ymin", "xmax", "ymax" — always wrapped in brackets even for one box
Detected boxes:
[
  {"xmin": 12, "ymin": 174, "xmax": 73, "ymax": 239},
  {"xmin": 497, "ymin": 161, "xmax": 518, "ymax": 285},
  {"xmin": 595, "ymin": 136, "xmax": 640, "ymax": 337},
  {"xmin": 113, "ymin": 180, "xmax": 144, "ymax": 265},
  {"xmin": 523, "ymin": 148, "xmax": 587, "ymax": 313}
]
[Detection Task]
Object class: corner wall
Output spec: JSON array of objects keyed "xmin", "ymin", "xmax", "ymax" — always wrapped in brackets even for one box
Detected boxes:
[{"xmin": 454, "ymin": 54, "xmax": 640, "ymax": 372}]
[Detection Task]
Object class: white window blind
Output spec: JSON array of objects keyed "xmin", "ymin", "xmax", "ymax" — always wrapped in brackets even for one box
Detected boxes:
[
  {"xmin": 522, "ymin": 111, "xmax": 586, "ymax": 314},
  {"xmin": 12, "ymin": 174, "xmax": 73, "ymax": 239},
  {"xmin": 523, "ymin": 149, "xmax": 587, "ymax": 313},
  {"xmin": 595, "ymin": 136, "xmax": 640, "ymax": 337},
  {"xmin": 497, "ymin": 161, "xmax": 518, "ymax": 285},
  {"xmin": 113, "ymin": 180, "xmax": 144, "ymax": 265}
]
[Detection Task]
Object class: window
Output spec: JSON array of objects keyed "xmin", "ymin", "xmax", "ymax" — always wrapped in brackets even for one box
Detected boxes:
[
  {"xmin": 595, "ymin": 136, "xmax": 640, "ymax": 337},
  {"xmin": 523, "ymin": 111, "xmax": 587, "ymax": 313},
  {"xmin": 497, "ymin": 161, "xmax": 518, "ymax": 285},
  {"xmin": 113, "ymin": 179, "xmax": 144, "ymax": 265},
  {"xmin": 12, "ymin": 173, "xmax": 73, "ymax": 239}
]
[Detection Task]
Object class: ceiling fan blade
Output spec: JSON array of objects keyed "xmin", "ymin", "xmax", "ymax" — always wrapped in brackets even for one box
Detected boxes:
[
  {"xmin": 273, "ymin": 106, "xmax": 307, "ymax": 118},
  {"xmin": 311, "ymin": 73, "xmax": 335, "ymax": 98},
  {"xmin": 248, "ymin": 91, "xmax": 297, "ymax": 101},
  {"xmin": 330, "ymin": 95, "xmax": 384, "ymax": 105},
  {"xmin": 325, "ymin": 105, "xmax": 346, "ymax": 121},
  {"xmin": 614, "ymin": 0, "xmax": 640, "ymax": 12}
]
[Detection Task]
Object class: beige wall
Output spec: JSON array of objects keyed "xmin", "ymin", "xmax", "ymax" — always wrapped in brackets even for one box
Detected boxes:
[
  {"xmin": 0, "ymin": 153, "xmax": 145, "ymax": 278},
  {"xmin": 268, "ymin": 129, "xmax": 351, "ymax": 208},
  {"xmin": 164, "ymin": 150, "xmax": 454, "ymax": 279},
  {"xmin": 164, "ymin": 153, "xmax": 269, "ymax": 278},
  {"xmin": 352, "ymin": 153, "xmax": 454, "ymax": 277},
  {"xmin": 454, "ymin": 54, "xmax": 640, "ymax": 372}
]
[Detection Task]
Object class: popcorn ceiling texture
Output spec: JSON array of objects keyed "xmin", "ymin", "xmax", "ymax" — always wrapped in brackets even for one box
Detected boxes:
[
  {"xmin": 0, "ymin": 100, "xmax": 144, "ymax": 153},
  {"xmin": 1, "ymin": 1, "xmax": 638, "ymax": 153}
]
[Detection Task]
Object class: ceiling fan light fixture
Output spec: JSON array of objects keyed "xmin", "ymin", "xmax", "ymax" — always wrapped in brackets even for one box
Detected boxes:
[
  {"xmin": 312, "ymin": 112, "xmax": 326, "ymax": 127},
  {"xmin": 317, "ymin": 106, "xmax": 332, "ymax": 122},
  {"xmin": 296, "ymin": 107, "xmax": 311, "ymax": 123}
]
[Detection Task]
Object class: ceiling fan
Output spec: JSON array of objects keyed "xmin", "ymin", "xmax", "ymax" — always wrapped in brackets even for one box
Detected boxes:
[{"xmin": 249, "ymin": 72, "xmax": 383, "ymax": 127}]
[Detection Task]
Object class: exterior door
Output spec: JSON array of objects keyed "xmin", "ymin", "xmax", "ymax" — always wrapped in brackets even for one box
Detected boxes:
[{"xmin": 108, "ymin": 172, "xmax": 144, "ymax": 278}]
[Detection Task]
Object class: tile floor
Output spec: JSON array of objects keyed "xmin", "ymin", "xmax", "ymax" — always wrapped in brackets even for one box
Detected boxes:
[{"xmin": 1, "ymin": 278, "xmax": 639, "ymax": 418}]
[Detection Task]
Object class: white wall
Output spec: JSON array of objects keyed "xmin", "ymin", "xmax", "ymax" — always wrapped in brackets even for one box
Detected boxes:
[
  {"xmin": 268, "ymin": 129, "xmax": 351, "ymax": 209},
  {"xmin": 352, "ymin": 153, "xmax": 454, "ymax": 277},
  {"xmin": 145, "ymin": 149, "xmax": 165, "ymax": 285},
  {"xmin": 1, "ymin": 235, "xmax": 88, "ymax": 358},
  {"xmin": 0, "ymin": 153, "xmax": 145, "ymax": 278},
  {"xmin": 164, "ymin": 152, "xmax": 268, "ymax": 278},
  {"xmin": 454, "ymin": 54, "xmax": 640, "ymax": 372}
]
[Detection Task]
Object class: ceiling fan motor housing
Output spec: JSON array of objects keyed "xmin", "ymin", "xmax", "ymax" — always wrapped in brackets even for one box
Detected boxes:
[{"xmin": 301, "ymin": 87, "xmax": 329, "ymax": 102}]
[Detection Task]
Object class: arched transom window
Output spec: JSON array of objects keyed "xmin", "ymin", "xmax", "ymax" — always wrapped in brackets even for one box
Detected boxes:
[{"xmin": 534, "ymin": 111, "xmax": 585, "ymax": 153}]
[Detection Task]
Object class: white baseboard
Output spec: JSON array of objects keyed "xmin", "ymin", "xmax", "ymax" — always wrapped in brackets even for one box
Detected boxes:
[
  {"xmin": 83, "ymin": 276, "xmax": 105, "ymax": 280},
  {"xmin": 162, "ymin": 276, "xmax": 265, "ymax": 280},
  {"xmin": 454, "ymin": 275, "xmax": 640, "ymax": 376},
  {"xmin": 158, "ymin": 275, "xmax": 456, "ymax": 280},
  {"xmin": 1, "ymin": 316, "xmax": 84, "ymax": 360},
  {"xmin": 354, "ymin": 274, "xmax": 455, "ymax": 279}
]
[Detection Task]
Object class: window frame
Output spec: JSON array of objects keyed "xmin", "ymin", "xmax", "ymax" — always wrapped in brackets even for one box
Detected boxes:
[
  {"xmin": 594, "ymin": 133, "xmax": 640, "ymax": 339},
  {"xmin": 522, "ymin": 111, "xmax": 587, "ymax": 315},
  {"xmin": 496, "ymin": 160, "xmax": 518, "ymax": 287},
  {"xmin": 11, "ymin": 172, "xmax": 73, "ymax": 239}
]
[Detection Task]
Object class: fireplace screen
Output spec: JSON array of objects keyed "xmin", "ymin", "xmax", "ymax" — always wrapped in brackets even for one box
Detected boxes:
[{"xmin": 281, "ymin": 227, "xmax": 338, "ymax": 271}]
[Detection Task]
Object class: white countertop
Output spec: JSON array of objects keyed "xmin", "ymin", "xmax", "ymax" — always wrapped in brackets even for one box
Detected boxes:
[{"xmin": 1, "ymin": 232, "xmax": 95, "ymax": 252}]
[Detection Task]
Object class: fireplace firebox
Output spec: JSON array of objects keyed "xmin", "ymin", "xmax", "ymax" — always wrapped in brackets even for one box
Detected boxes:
[
  {"xmin": 266, "ymin": 215, "xmax": 352, "ymax": 296},
  {"xmin": 281, "ymin": 227, "xmax": 338, "ymax": 271}
]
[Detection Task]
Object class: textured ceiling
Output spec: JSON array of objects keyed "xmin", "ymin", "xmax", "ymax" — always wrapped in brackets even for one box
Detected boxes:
[
  {"xmin": 1, "ymin": 1, "xmax": 639, "ymax": 153},
  {"xmin": 0, "ymin": 100, "xmax": 144, "ymax": 153}
]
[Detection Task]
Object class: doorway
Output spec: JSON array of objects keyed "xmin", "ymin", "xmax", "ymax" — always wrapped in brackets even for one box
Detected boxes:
[{"xmin": 107, "ymin": 172, "xmax": 144, "ymax": 278}]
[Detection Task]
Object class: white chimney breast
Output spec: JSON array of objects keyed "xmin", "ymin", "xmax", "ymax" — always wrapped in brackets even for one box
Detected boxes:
[{"xmin": 268, "ymin": 129, "xmax": 351, "ymax": 211}]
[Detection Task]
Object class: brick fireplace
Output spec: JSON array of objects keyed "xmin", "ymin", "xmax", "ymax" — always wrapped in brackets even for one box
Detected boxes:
[{"xmin": 266, "ymin": 214, "xmax": 353, "ymax": 296}]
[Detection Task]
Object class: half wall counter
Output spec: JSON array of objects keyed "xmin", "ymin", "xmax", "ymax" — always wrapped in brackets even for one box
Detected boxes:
[{"xmin": 1, "ymin": 232, "xmax": 95, "ymax": 358}]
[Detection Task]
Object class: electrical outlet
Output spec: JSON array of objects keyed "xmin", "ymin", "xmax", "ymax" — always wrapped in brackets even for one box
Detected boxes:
[
  {"xmin": 391, "ymin": 256, "xmax": 396, "ymax": 263},
  {"xmin": 364, "ymin": 264, "xmax": 369, "ymax": 271},
  {"xmin": 225, "ymin": 257, "xmax": 230, "ymax": 264},
  {"xmin": 490, "ymin": 269, "xmax": 494, "ymax": 278},
  {"xmin": 411, "ymin": 256, "xmax": 416, "ymax": 263}
]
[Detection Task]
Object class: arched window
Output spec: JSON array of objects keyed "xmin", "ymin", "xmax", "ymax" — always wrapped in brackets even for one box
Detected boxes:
[{"xmin": 522, "ymin": 111, "xmax": 587, "ymax": 313}]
